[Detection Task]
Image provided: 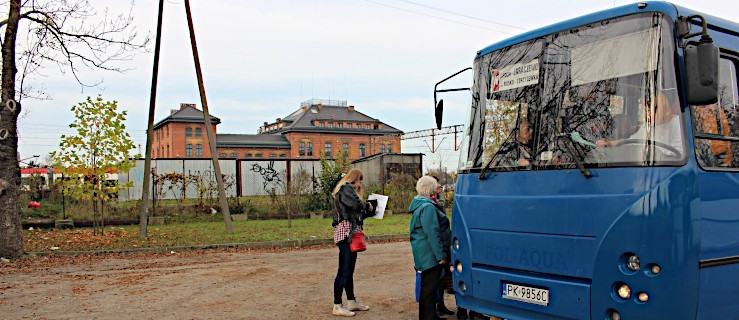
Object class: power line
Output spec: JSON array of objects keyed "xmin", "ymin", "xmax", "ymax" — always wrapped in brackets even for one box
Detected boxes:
[
  {"xmin": 396, "ymin": 0, "xmax": 525, "ymax": 30},
  {"xmin": 362, "ymin": 0, "xmax": 515, "ymax": 34}
]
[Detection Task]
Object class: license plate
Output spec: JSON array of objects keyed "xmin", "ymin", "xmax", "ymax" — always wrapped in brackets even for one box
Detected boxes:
[{"xmin": 502, "ymin": 282, "xmax": 549, "ymax": 306}]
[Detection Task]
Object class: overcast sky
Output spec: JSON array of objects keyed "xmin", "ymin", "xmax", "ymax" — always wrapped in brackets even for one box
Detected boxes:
[{"xmin": 13, "ymin": 0, "xmax": 739, "ymax": 172}]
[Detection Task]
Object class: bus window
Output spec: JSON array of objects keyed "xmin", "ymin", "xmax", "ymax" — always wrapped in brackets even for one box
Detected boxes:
[
  {"xmin": 693, "ymin": 58, "xmax": 739, "ymax": 168},
  {"xmin": 469, "ymin": 13, "xmax": 684, "ymax": 173}
]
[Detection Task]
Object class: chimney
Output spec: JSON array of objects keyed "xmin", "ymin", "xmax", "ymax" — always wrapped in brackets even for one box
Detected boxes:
[
  {"xmin": 180, "ymin": 103, "xmax": 196, "ymax": 109},
  {"xmin": 170, "ymin": 109, "xmax": 178, "ymax": 115},
  {"xmin": 348, "ymin": 105, "xmax": 355, "ymax": 111},
  {"xmin": 317, "ymin": 103, "xmax": 323, "ymax": 109},
  {"xmin": 276, "ymin": 118, "xmax": 282, "ymax": 122},
  {"xmin": 264, "ymin": 122, "xmax": 269, "ymax": 126},
  {"xmin": 301, "ymin": 106, "xmax": 307, "ymax": 112}
]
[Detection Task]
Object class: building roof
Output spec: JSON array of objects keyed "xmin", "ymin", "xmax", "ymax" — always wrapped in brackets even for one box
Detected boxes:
[
  {"xmin": 261, "ymin": 100, "xmax": 403, "ymax": 135},
  {"xmin": 153, "ymin": 104, "xmax": 221, "ymax": 130},
  {"xmin": 351, "ymin": 152, "xmax": 425, "ymax": 164},
  {"xmin": 216, "ymin": 134, "xmax": 291, "ymax": 149}
]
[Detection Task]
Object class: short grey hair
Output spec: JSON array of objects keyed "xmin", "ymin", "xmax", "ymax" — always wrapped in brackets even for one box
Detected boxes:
[{"xmin": 416, "ymin": 175, "xmax": 438, "ymax": 197}]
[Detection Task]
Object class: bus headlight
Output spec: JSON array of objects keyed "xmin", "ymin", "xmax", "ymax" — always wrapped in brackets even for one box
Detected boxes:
[
  {"xmin": 609, "ymin": 310, "xmax": 621, "ymax": 320},
  {"xmin": 651, "ymin": 264, "xmax": 661, "ymax": 275},
  {"xmin": 617, "ymin": 284, "xmax": 631, "ymax": 299},
  {"xmin": 638, "ymin": 292, "xmax": 649, "ymax": 302},
  {"xmin": 626, "ymin": 255, "xmax": 640, "ymax": 271},
  {"xmin": 453, "ymin": 238, "xmax": 459, "ymax": 250},
  {"xmin": 456, "ymin": 260, "xmax": 463, "ymax": 273},
  {"xmin": 459, "ymin": 281, "xmax": 467, "ymax": 292}
]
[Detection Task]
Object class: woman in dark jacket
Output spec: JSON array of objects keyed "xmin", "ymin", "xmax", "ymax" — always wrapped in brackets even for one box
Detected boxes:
[
  {"xmin": 410, "ymin": 175, "xmax": 452, "ymax": 320},
  {"xmin": 331, "ymin": 168, "xmax": 374, "ymax": 317}
]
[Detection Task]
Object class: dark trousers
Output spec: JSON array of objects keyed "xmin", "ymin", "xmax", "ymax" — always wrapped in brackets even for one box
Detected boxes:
[
  {"xmin": 420, "ymin": 264, "xmax": 443, "ymax": 320},
  {"xmin": 334, "ymin": 240, "xmax": 357, "ymax": 304}
]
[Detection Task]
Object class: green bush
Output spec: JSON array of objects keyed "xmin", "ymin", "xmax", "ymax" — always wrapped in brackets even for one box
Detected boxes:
[{"xmin": 386, "ymin": 172, "xmax": 417, "ymax": 213}]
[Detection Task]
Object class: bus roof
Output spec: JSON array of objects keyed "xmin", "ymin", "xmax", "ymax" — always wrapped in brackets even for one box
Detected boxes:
[{"xmin": 476, "ymin": 1, "xmax": 739, "ymax": 58}]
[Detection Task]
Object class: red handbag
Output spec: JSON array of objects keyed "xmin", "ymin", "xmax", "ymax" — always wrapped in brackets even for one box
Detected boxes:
[{"xmin": 350, "ymin": 231, "xmax": 367, "ymax": 252}]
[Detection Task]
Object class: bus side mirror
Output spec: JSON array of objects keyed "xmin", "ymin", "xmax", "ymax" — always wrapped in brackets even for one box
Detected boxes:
[
  {"xmin": 435, "ymin": 99, "xmax": 444, "ymax": 130},
  {"xmin": 685, "ymin": 35, "xmax": 719, "ymax": 105}
]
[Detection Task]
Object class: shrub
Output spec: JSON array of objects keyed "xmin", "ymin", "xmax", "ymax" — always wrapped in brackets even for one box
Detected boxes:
[{"xmin": 385, "ymin": 172, "xmax": 417, "ymax": 213}]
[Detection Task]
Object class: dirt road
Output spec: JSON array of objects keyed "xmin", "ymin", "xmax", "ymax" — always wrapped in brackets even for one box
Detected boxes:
[{"xmin": 1, "ymin": 241, "xmax": 456, "ymax": 319}]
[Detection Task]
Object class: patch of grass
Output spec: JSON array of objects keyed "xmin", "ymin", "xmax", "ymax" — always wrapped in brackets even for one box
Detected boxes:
[{"xmin": 23, "ymin": 214, "xmax": 413, "ymax": 252}]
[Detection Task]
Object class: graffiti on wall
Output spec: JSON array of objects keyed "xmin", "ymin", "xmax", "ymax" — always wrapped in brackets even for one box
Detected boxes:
[{"xmin": 250, "ymin": 161, "xmax": 282, "ymax": 192}]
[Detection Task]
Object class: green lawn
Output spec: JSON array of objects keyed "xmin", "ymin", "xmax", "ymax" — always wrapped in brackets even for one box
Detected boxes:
[{"xmin": 23, "ymin": 214, "xmax": 414, "ymax": 253}]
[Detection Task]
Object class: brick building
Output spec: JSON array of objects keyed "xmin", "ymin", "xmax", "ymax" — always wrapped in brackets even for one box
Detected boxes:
[{"xmin": 151, "ymin": 99, "xmax": 402, "ymax": 160}]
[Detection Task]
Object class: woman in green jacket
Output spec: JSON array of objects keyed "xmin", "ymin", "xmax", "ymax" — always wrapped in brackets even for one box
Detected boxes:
[{"xmin": 410, "ymin": 175, "xmax": 452, "ymax": 320}]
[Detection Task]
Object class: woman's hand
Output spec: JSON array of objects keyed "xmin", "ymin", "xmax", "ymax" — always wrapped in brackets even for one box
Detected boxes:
[
  {"xmin": 439, "ymin": 259, "xmax": 446, "ymax": 265},
  {"xmin": 368, "ymin": 203, "xmax": 374, "ymax": 212}
]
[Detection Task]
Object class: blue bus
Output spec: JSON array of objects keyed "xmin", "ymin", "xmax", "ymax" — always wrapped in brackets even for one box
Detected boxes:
[{"xmin": 434, "ymin": 2, "xmax": 739, "ymax": 319}]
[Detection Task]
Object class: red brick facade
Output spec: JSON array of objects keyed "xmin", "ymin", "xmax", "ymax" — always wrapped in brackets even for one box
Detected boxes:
[
  {"xmin": 151, "ymin": 101, "xmax": 402, "ymax": 161},
  {"xmin": 152, "ymin": 122, "xmax": 218, "ymax": 158},
  {"xmin": 283, "ymin": 132, "xmax": 399, "ymax": 160}
]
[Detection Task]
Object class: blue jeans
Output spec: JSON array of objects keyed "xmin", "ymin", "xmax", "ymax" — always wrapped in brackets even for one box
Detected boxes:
[{"xmin": 334, "ymin": 240, "xmax": 357, "ymax": 304}]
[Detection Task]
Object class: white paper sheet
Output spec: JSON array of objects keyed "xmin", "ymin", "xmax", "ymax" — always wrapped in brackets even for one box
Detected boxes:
[{"xmin": 367, "ymin": 194, "xmax": 389, "ymax": 219}]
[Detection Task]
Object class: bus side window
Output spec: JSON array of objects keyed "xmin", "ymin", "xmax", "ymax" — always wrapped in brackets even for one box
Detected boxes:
[{"xmin": 693, "ymin": 58, "xmax": 739, "ymax": 169}]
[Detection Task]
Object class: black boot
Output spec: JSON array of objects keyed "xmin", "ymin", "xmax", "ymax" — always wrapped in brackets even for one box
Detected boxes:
[
  {"xmin": 457, "ymin": 307, "xmax": 470, "ymax": 320},
  {"xmin": 437, "ymin": 303, "xmax": 455, "ymax": 315}
]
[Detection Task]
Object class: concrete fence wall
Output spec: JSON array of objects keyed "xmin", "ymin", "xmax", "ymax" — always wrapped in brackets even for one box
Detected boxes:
[{"xmin": 118, "ymin": 159, "xmax": 324, "ymax": 201}]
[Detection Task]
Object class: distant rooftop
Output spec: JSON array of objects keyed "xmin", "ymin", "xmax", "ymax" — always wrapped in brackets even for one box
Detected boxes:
[{"xmin": 300, "ymin": 99, "xmax": 347, "ymax": 107}]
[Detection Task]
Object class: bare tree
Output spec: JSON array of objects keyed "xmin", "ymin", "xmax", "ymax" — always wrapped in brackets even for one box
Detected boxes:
[{"xmin": 0, "ymin": 0, "xmax": 149, "ymax": 258}]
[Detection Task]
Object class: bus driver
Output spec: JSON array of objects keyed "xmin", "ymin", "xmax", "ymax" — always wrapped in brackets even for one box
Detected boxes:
[{"xmin": 595, "ymin": 90, "xmax": 683, "ymax": 157}]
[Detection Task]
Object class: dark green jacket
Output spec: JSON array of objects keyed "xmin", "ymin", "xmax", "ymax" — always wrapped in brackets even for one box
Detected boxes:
[{"xmin": 409, "ymin": 196, "xmax": 451, "ymax": 271}]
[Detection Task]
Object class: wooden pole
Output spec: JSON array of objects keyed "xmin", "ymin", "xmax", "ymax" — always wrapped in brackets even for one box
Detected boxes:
[
  {"xmin": 184, "ymin": 0, "xmax": 233, "ymax": 233},
  {"xmin": 139, "ymin": 0, "xmax": 165, "ymax": 238}
]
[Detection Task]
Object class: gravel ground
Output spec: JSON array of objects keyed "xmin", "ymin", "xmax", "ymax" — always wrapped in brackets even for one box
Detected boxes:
[{"xmin": 1, "ymin": 241, "xmax": 459, "ymax": 319}]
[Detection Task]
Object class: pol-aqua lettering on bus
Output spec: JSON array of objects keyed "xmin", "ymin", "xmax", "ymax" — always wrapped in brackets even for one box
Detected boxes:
[{"xmin": 485, "ymin": 246, "xmax": 567, "ymax": 271}]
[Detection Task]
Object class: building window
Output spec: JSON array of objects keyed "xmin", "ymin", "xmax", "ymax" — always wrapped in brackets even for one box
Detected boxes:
[
  {"xmin": 338, "ymin": 123, "xmax": 343, "ymax": 128},
  {"xmin": 365, "ymin": 124, "xmax": 371, "ymax": 130},
  {"xmin": 359, "ymin": 143, "xmax": 365, "ymax": 157},
  {"xmin": 269, "ymin": 154, "xmax": 277, "ymax": 158},
  {"xmin": 219, "ymin": 153, "xmax": 227, "ymax": 157},
  {"xmin": 328, "ymin": 123, "xmax": 333, "ymax": 128},
  {"xmin": 196, "ymin": 144, "xmax": 203, "ymax": 156},
  {"xmin": 374, "ymin": 124, "xmax": 379, "ymax": 130},
  {"xmin": 380, "ymin": 144, "xmax": 385, "ymax": 153},
  {"xmin": 230, "ymin": 153, "xmax": 237, "ymax": 158},
  {"xmin": 195, "ymin": 127, "xmax": 202, "ymax": 137},
  {"xmin": 307, "ymin": 142, "xmax": 313, "ymax": 156},
  {"xmin": 186, "ymin": 144, "xmax": 193, "ymax": 156},
  {"xmin": 299, "ymin": 141, "xmax": 305, "ymax": 156},
  {"xmin": 320, "ymin": 122, "xmax": 325, "ymax": 127},
  {"xmin": 246, "ymin": 153, "xmax": 253, "ymax": 158},
  {"xmin": 279, "ymin": 153, "xmax": 286, "ymax": 158},
  {"xmin": 255, "ymin": 153, "xmax": 263, "ymax": 158},
  {"xmin": 186, "ymin": 127, "xmax": 192, "ymax": 137},
  {"xmin": 347, "ymin": 123, "xmax": 352, "ymax": 129},
  {"xmin": 342, "ymin": 143, "xmax": 349, "ymax": 156},
  {"xmin": 325, "ymin": 142, "xmax": 332, "ymax": 157},
  {"xmin": 387, "ymin": 144, "xmax": 392, "ymax": 153}
]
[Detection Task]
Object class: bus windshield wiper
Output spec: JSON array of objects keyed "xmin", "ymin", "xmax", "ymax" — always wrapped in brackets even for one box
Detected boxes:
[
  {"xmin": 478, "ymin": 151, "xmax": 500, "ymax": 180},
  {"xmin": 558, "ymin": 133, "xmax": 593, "ymax": 179}
]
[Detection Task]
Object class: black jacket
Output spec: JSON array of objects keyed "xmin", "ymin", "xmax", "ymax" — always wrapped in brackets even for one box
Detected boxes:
[{"xmin": 332, "ymin": 183, "xmax": 372, "ymax": 227}]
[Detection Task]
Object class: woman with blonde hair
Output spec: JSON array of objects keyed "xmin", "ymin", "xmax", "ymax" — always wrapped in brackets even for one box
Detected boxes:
[{"xmin": 331, "ymin": 168, "xmax": 374, "ymax": 317}]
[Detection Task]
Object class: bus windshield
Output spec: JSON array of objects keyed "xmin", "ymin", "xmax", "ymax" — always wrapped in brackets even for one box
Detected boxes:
[{"xmin": 462, "ymin": 13, "xmax": 686, "ymax": 172}]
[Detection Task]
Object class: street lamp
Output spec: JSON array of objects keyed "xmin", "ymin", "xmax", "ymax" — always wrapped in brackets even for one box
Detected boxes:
[{"xmin": 18, "ymin": 155, "xmax": 40, "ymax": 167}]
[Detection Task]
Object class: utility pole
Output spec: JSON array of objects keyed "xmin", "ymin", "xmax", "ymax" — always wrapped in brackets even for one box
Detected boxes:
[
  {"xmin": 184, "ymin": 0, "xmax": 233, "ymax": 233},
  {"xmin": 139, "ymin": 0, "xmax": 164, "ymax": 239}
]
